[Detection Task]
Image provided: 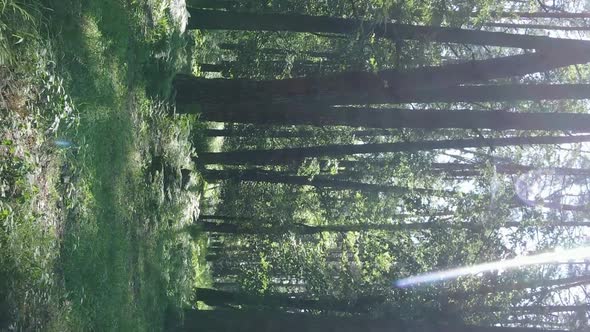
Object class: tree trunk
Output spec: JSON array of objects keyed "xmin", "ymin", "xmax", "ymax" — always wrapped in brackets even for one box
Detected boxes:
[
  {"xmin": 204, "ymin": 128, "xmax": 393, "ymax": 138},
  {"xmin": 196, "ymin": 135, "xmax": 590, "ymax": 166},
  {"xmin": 388, "ymin": 84, "xmax": 590, "ymax": 104},
  {"xmin": 186, "ymin": 9, "xmax": 590, "ymax": 51},
  {"xmin": 200, "ymin": 168, "xmax": 452, "ymax": 196},
  {"xmin": 500, "ymin": 319, "xmax": 564, "ymax": 330},
  {"xmin": 198, "ymin": 107, "xmax": 590, "ymax": 132},
  {"xmin": 176, "ymin": 309, "xmax": 568, "ymax": 332},
  {"xmin": 530, "ymin": 278, "xmax": 590, "ymax": 302},
  {"xmin": 200, "ymin": 212, "xmax": 455, "ymax": 221},
  {"xmin": 355, "ymin": 84, "xmax": 590, "ymax": 104},
  {"xmin": 200, "ymin": 63, "xmax": 226, "ymax": 73},
  {"xmin": 198, "ymin": 215, "xmax": 253, "ymax": 222},
  {"xmin": 213, "ymin": 281, "xmax": 241, "ymax": 292},
  {"xmin": 430, "ymin": 162, "xmax": 590, "ymax": 177},
  {"xmin": 489, "ymin": 11, "xmax": 590, "ymax": 19},
  {"xmin": 485, "ymin": 304, "xmax": 590, "ymax": 314},
  {"xmin": 199, "ymin": 60, "xmax": 336, "ymax": 75},
  {"xmin": 218, "ymin": 42, "xmax": 338, "ymax": 59},
  {"xmin": 460, "ymin": 274, "xmax": 590, "ymax": 297},
  {"xmin": 182, "ymin": 83, "xmax": 590, "ymax": 115},
  {"xmin": 194, "ymin": 288, "xmax": 382, "ymax": 313},
  {"xmin": 194, "ymin": 219, "xmax": 590, "ymax": 236},
  {"xmin": 175, "ymin": 53, "xmax": 590, "ymax": 106},
  {"xmin": 333, "ymin": 160, "xmax": 590, "ymax": 178},
  {"xmin": 484, "ymin": 22, "xmax": 590, "ymax": 31},
  {"xmin": 186, "ymin": 0, "xmax": 235, "ymax": 9},
  {"xmin": 193, "ymin": 220, "xmax": 483, "ymax": 235}
]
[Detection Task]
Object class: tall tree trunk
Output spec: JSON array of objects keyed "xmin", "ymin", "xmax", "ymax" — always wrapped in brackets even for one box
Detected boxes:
[
  {"xmin": 193, "ymin": 220, "xmax": 483, "ymax": 235},
  {"xmin": 200, "ymin": 63, "xmax": 226, "ymax": 73},
  {"xmin": 175, "ymin": 53, "xmax": 590, "ymax": 106},
  {"xmin": 430, "ymin": 162, "xmax": 590, "ymax": 177},
  {"xmin": 200, "ymin": 169, "xmax": 452, "ymax": 196},
  {"xmin": 186, "ymin": 9, "xmax": 590, "ymax": 51},
  {"xmin": 218, "ymin": 42, "xmax": 338, "ymax": 59},
  {"xmin": 184, "ymin": 83, "xmax": 590, "ymax": 116},
  {"xmin": 354, "ymin": 83, "xmax": 590, "ymax": 104},
  {"xmin": 483, "ymin": 22, "xmax": 590, "ymax": 31},
  {"xmin": 200, "ymin": 212, "xmax": 455, "ymax": 221},
  {"xmin": 334, "ymin": 160, "xmax": 590, "ymax": 178},
  {"xmin": 198, "ymin": 107, "xmax": 590, "ymax": 132},
  {"xmin": 213, "ymin": 281, "xmax": 241, "ymax": 292},
  {"xmin": 458, "ymin": 274, "xmax": 590, "ymax": 298},
  {"xmin": 485, "ymin": 304, "xmax": 590, "ymax": 314},
  {"xmin": 176, "ymin": 309, "xmax": 568, "ymax": 332},
  {"xmin": 186, "ymin": 0, "xmax": 235, "ymax": 9},
  {"xmin": 194, "ymin": 219, "xmax": 590, "ymax": 236},
  {"xmin": 530, "ymin": 278, "xmax": 590, "ymax": 302},
  {"xmin": 204, "ymin": 128, "xmax": 392, "ymax": 138},
  {"xmin": 196, "ymin": 135, "xmax": 590, "ymax": 166},
  {"xmin": 198, "ymin": 215, "xmax": 253, "ymax": 222},
  {"xmin": 489, "ymin": 11, "xmax": 590, "ymax": 19},
  {"xmin": 194, "ymin": 288, "xmax": 382, "ymax": 313},
  {"xmin": 199, "ymin": 60, "xmax": 336, "ymax": 75}
]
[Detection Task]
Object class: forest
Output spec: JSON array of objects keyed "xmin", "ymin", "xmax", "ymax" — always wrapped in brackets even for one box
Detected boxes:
[{"xmin": 2, "ymin": 0, "xmax": 590, "ymax": 330}]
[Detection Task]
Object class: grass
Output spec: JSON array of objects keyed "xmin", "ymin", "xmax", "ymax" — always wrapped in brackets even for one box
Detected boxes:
[{"xmin": 0, "ymin": 0, "xmax": 210, "ymax": 330}]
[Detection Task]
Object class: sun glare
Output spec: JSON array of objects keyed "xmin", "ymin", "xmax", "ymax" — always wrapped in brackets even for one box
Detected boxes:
[{"xmin": 395, "ymin": 246, "xmax": 590, "ymax": 288}]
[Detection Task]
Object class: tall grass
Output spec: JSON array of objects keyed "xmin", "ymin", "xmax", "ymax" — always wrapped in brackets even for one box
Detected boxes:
[
  {"xmin": 1, "ymin": 0, "xmax": 210, "ymax": 329},
  {"xmin": 0, "ymin": 0, "xmax": 43, "ymax": 65}
]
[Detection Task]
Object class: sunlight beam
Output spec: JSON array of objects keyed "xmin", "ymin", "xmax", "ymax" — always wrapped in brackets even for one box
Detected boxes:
[{"xmin": 395, "ymin": 246, "xmax": 590, "ymax": 288}]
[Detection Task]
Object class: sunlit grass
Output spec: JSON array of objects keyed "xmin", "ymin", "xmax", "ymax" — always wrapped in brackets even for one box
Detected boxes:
[{"xmin": 1, "ymin": 0, "xmax": 207, "ymax": 330}]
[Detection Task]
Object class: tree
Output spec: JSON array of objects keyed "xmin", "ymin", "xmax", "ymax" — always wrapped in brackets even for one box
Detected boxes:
[
  {"xmin": 194, "ymin": 221, "xmax": 590, "ymax": 237},
  {"xmin": 192, "ymin": 218, "xmax": 590, "ymax": 236},
  {"xmin": 180, "ymin": 82, "xmax": 590, "ymax": 115},
  {"xmin": 483, "ymin": 22, "xmax": 590, "ymax": 32},
  {"xmin": 197, "ymin": 108, "xmax": 590, "ymax": 132},
  {"xmin": 194, "ymin": 287, "xmax": 382, "ymax": 313},
  {"xmin": 186, "ymin": 0, "xmax": 235, "ymax": 9},
  {"xmin": 482, "ymin": 304, "xmax": 590, "ymax": 314},
  {"xmin": 203, "ymin": 128, "xmax": 392, "ymax": 138},
  {"xmin": 177, "ymin": 309, "xmax": 569, "ymax": 332},
  {"xmin": 175, "ymin": 53, "xmax": 590, "ymax": 106},
  {"xmin": 488, "ymin": 11, "xmax": 590, "ymax": 19},
  {"xmin": 430, "ymin": 162, "xmax": 590, "ymax": 177},
  {"xmin": 218, "ymin": 42, "xmax": 338, "ymax": 59},
  {"xmin": 192, "ymin": 220, "xmax": 482, "ymax": 235},
  {"xmin": 458, "ymin": 274, "xmax": 590, "ymax": 297},
  {"xmin": 196, "ymin": 135, "xmax": 590, "ymax": 166},
  {"xmin": 199, "ymin": 60, "xmax": 338, "ymax": 77},
  {"xmin": 186, "ymin": 9, "xmax": 590, "ymax": 51},
  {"xmin": 357, "ymin": 83, "xmax": 590, "ymax": 104},
  {"xmin": 330, "ymin": 160, "xmax": 590, "ymax": 178},
  {"xmin": 201, "ymin": 169, "xmax": 453, "ymax": 196},
  {"xmin": 183, "ymin": 4, "xmax": 590, "ymax": 330}
]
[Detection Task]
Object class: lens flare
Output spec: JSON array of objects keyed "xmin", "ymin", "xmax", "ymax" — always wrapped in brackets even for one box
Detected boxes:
[
  {"xmin": 54, "ymin": 139, "xmax": 73, "ymax": 148},
  {"xmin": 395, "ymin": 246, "xmax": 590, "ymax": 288}
]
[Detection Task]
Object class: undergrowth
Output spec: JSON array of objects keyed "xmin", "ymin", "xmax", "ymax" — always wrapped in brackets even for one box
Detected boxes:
[{"xmin": 0, "ymin": 0, "xmax": 210, "ymax": 330}]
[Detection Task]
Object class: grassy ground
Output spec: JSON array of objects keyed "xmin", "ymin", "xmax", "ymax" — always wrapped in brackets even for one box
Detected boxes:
[{"xmin": 0, "ymin": 0, "xmax": 210, "ymax": 330}]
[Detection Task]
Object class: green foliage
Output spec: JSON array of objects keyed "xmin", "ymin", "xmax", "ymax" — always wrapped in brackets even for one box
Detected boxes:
[
  {"xmin": 195, "ymin": 1, "xmax": 590, "ymax": 330},
  {"xmin": 0, "ymin": 0, "xmax": 208, "ymax": 330},
  {"xmin": 0, "ymin": 10, "xmax": 82, "ymax": 327},
  {"xmin": 0, "ymin": 0, "xmax": 43, "ymax": 65},
  {"xmin": 0, "ymin": 139, "xmax": 30, "ymax": 198}
]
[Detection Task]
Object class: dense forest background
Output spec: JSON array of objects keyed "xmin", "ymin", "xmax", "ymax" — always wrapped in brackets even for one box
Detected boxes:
[
  {"xmin": 180, "ymin": 0, "xmax": 590, "ymax": 330},
  {"xmin": 2, "ymin": 0, "xmax": 590, "ymax": 330}
]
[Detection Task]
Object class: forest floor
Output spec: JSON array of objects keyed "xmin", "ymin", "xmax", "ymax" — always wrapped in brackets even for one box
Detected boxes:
[{"xmin": 0, "ymin": 0, "xmax": 210, "ymax": 330}]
